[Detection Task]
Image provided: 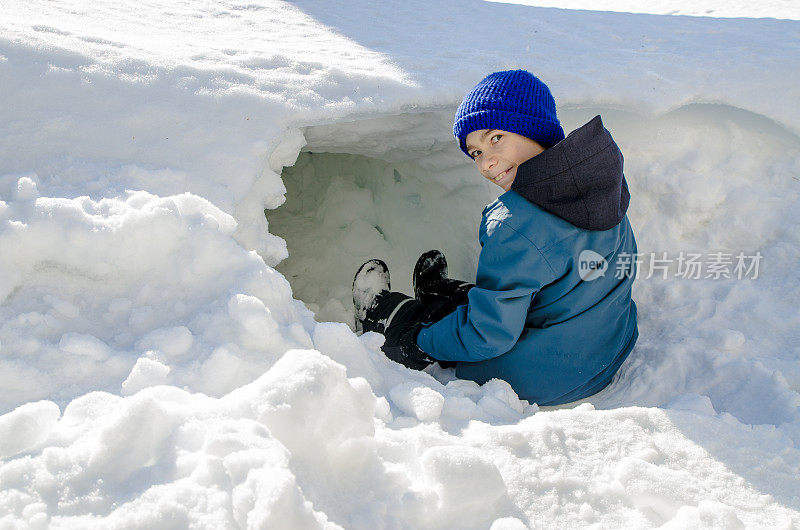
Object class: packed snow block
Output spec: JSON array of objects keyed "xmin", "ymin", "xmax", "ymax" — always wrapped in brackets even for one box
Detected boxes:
[
  {"xmin": 0, "ymin": 400, "xmax": 60, "ymax": 459},
  {"xmin": 58, "ymin": 332, "xmax": 111, "ymax": 361},
  {"xmin": 135, "ymin": 326, "xmax": 194, "ymax": 360},
  {"xmin": 388, "ymin": 382, "xmax": 444, "ymax": 422},
  {"xmin": 14, "ymin": 175, "xmax": 39, "ymax": 201},
  {"xmin": 121, "ymin": 356, "xmax": 171, "ymax": 396},
  {"xmin": 475, "ymin": 379, "xmax": 525, "ymax": 422},
  {"xmin": 441, "ymin": 395, "xmax": 478, "ymax": 420},
  {"xmin": 227, "ymin": 294, "xmax": 280, "ymax": 351}
]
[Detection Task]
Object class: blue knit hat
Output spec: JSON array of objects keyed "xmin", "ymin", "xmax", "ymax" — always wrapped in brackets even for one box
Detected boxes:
[{"xmin": 454, "ymin": 70, "xmax": 565, "ymax": 157}]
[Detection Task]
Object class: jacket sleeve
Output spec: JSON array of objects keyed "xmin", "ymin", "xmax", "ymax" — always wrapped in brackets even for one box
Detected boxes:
[{"xmin": 416, "ymin": 217, "xmax": 556, "ymax": 363}]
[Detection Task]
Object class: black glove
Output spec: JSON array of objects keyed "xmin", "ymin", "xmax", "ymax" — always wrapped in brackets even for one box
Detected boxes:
[
  {"xmin": 382, "ymin": 302, "xmax": 458, "ymax": 370},
  {"xmin": 382, "ymin": 320, "xmax": 434, "ymax": 370}
]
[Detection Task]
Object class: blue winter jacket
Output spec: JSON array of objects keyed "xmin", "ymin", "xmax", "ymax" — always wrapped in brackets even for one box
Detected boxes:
[{"xmin": 416, "ymin": 115, "xmax": 638, "ymax": 405}]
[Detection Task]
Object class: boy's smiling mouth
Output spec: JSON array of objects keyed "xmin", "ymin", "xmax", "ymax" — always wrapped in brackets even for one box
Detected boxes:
[{"xmin": 494, "ymin": 166, "xmax": 513, "ymax": 182}]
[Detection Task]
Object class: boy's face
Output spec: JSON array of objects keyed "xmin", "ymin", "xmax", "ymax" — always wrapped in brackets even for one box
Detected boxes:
[{"xmin": 464, "ymin": 129, "xmax": 545, "ymax": 191}]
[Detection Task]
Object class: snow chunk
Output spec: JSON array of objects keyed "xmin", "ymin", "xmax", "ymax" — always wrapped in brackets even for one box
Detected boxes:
[
  {"xmin": 168, "ymin": 192, "xmax": 237, "ymax": 236},
  {"xmin": 84, "ymin": 393, "xmax": 180, "ymax": 483},
  {"xmin": 228, "ymin": 349, "xmax": 377, "ymax": 457},
  {"xmin": 476, "ymin": 379, "xmax": 524, "ymax": 422},
  {"xmin": 137, "ymin": 326, "xmax": 194, "ymax": 359},
  {"xmin": 441, "ymin": 395, "xmax": 478, "ymax": 420},
  {"xmin": 15, "ymin": 176, "xmax": 39, "ymax": 201},
  {"xmin": 0, "ymin": 401, "xmax": 60, "ymax": 459},
  {"xmin": 227, "ymin": 294, "xmax": 280, "ymax": 351},
  {"xmin": 389, "ymin": 382, "xmax": 444, "ymax": 421},
  {"xmin": 268, "ymin": 128, "xmax": 307, "ymax": 174},
  {"xmin": 58, "ymin": 332, "xmax": 112, "ymax": 361},
  {"xmin": 121, "ymin": 357, "xmax": 171, "ymax": 396}
]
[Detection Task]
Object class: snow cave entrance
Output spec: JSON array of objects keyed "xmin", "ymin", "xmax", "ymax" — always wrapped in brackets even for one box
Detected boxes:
[
  {"xmin": 267, "ymin": 110, "xmax": 493, "ymax": 328},
  {"xmin": 267, "ymin": 106, "xmax": 655, "ymax": 329}
]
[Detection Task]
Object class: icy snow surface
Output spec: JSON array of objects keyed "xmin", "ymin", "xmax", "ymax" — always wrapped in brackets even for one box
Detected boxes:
[{"xmin": 1, "ymin": 0, "xmax": 800, "ymax": 528}]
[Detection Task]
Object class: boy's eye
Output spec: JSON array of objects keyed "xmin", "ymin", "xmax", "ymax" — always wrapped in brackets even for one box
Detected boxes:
[
  {"xmin": 469, "ymin": 149, "xmax": 481, "ymax": 159},
  {"xmin": 491, "ymin": 134, "xmax": 502, "ymax": 143}
]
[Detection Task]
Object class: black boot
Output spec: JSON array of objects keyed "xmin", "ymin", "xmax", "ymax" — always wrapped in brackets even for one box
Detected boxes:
[
  {"xmin": 353, "ymin": 259, "xmax": 390, "ymax": 333},
  {"xmin": 354, "ymin": 257, "xmax": 457, "ymax": 371},
  {"xmin": 413, "ymin": 250, "xmax": 474, "ymax": 305}
]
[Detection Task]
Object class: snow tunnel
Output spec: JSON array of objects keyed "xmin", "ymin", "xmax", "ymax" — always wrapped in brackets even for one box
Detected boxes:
[
  {"xmin": 266, "ymin": 109, "xmax": 490, "ymax": 327},
  {"xmin": 266, "ymin": 104, "xmax": 800, "ymax": 332}
]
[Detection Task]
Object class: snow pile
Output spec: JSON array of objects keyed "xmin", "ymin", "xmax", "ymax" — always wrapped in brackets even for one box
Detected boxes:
[
  {"xmin": 1, "ymin": 0, "xmax": 800, "ymax": 527},
  {"xmin": 0, "ymin": 182, "xmax": 314, "ymax": 409},
  {"xmin": 3, "ymin": 351, "xmax": 798, "ymax": 528}
]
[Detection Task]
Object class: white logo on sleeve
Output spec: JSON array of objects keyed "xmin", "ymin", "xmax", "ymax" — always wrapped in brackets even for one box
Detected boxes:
[{"xmin": 578, "ymin": 250, "xmax": 608, "ymax": 281}]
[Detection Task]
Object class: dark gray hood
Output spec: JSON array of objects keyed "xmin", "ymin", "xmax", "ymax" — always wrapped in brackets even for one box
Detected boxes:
[{"xmin": 510, "ymin": 115, "xmax": 630, "ymax": 231}]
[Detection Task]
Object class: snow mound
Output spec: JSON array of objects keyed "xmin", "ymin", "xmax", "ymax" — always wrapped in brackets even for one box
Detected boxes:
[{"xmin": 0, "ymin": 185, "xmax": 313, "ymax": 410}]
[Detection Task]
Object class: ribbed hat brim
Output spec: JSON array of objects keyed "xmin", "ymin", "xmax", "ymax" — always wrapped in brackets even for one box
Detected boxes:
[{"xmin": 455, "ymin": 109, "xmax": 566, "ymax": 155}]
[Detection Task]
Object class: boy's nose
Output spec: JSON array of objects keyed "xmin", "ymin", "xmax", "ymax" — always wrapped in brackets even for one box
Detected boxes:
[{"xmin": 481, "ymin": 155, "xmax": 497, "ymax": 174}]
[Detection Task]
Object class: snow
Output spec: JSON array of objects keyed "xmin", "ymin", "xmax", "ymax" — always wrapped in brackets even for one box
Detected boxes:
[
  {"xmin": 489, "ymin": 0, "xmax": 800, "ymax": 20},
  {"xmin": 1, "ymin": 0, "xmax": 800, "ymax": 528}
]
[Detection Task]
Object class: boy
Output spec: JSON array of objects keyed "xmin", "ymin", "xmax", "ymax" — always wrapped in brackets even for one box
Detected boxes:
[{"xmin": 353, "ymin": 70, "xmax": 638, "ymax": 406}]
